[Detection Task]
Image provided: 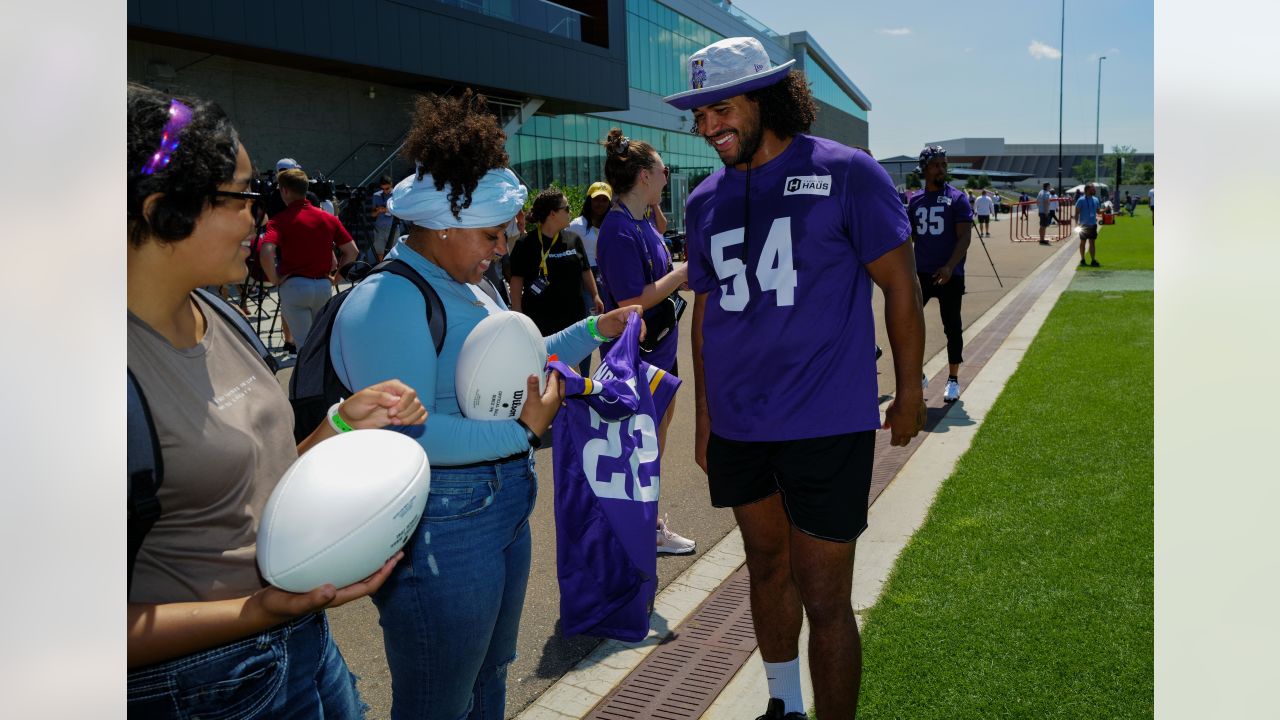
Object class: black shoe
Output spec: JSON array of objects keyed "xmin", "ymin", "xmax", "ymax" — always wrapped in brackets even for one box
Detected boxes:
[
  {"xmin": 1090, "ymin": 259, "xmax": 1101, "ymax": 267},
  {"xmin": 1038, "ymin": 240, "xmax": 1051, "ymax": 246},
  {"xmin": 875, "ymin": 344, "xmax": 883, "ymax": 361},
  {"xmin": 1080, "ymin": 259, "xmax": 1088, "ymax": 267},
  {"xmin": 756, "ymin": 698, "xmax": 807, "ymax": 720},
  {"xmin": 282, "ymin": 341, "xmax": 297, "ymax": 355}
]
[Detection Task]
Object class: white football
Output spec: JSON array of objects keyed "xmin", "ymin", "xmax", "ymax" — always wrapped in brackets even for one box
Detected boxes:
[
  {"xmin": 456, "ymin": 311, "xmax": 547, "ymax": 420},
  {"xmin": 257, "ymin": 429, "xmax": 429, "ymax": 592}
]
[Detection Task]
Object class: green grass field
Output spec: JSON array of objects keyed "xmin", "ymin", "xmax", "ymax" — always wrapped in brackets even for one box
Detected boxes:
[{"xmin": 853, "ymin": 223, "xmax": 1154, "ymax": 718}]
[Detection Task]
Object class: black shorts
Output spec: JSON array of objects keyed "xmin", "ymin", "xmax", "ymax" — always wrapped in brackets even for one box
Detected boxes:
[
  {"xmin": 1080, "ymin": 225, "xmax": 1099, "ymax": 241},
  {"xmin": 706, "ymin": 430, "xmax": 875, "ymax": 542},
  {"xmin": 1039, "ymin": 212, "xmax": 1051, "ymax": 227},
  {"xmin": 976, "ymin": 214, "xmax": 990, "ymax": 223}
]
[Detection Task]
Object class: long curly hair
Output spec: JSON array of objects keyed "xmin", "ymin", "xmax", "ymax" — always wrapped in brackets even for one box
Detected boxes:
[
  {"xmin": 127, "ymin": 82, "xmax": 241, "ymax": 247},
  {"xmin": 602, "ymin": 128, "xmax": 658, "ymax": 197},
  {"xmin": 401, "ymin": 89, "xmax": 509, "ymax": 222},
  {"xmin": 745, "ymin": 71, "xmax": 818, "ymax": 140}
]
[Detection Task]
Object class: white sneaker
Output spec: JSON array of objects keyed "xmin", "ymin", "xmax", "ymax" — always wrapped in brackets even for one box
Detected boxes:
[
  {"xmin": 657, "ymin": 514, "xmax": 696, "ymax": 555},
  {"xmin": 922, "ymin": 373, "xmax": 929, "ymax": 389},
  {"xmin": 944, "ymin": 378, "xmax": 960, "ymax": 403}
]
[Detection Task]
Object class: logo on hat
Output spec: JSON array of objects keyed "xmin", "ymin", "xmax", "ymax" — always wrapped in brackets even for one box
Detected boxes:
[{"xmin": 691, "ymin": 59, "xmax": 707, "ymax": 89}]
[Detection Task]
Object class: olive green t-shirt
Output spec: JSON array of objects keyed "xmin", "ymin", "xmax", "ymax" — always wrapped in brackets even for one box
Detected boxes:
[{"xmin": 127, "ymin": 294, "xmax": 296, "ymax": 604}]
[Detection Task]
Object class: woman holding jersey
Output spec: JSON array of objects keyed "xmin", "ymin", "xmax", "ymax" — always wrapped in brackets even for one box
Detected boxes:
[{"xmin": 328, "ymin": 89, "xmax": 641, "ymax": 720}]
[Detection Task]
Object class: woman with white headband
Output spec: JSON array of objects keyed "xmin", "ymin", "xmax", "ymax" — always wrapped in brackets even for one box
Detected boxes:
[{"xmin": 328, "ymin": 90, "xmax": 641, "ymax": 720}]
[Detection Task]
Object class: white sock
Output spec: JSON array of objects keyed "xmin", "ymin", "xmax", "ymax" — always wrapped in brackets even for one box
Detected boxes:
[{"xmin": 763, "ymin": 658, "xmax": 804, "ymax": 715}]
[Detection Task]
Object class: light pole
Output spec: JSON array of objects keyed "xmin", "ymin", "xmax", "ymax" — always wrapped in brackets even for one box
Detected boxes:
[
  {"xmin": 1095, "ymin": 55, "xmax": 1106, "ymax": 185},
  {"xmin": 1057, "ymin": 0, "xmax": 1065, "ymax": 193}
]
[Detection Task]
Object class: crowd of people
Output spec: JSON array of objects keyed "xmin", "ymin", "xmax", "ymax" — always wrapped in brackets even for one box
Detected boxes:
[{"xmin": 126, "ymin": 32, "xmax": 967, "ymax": 720}]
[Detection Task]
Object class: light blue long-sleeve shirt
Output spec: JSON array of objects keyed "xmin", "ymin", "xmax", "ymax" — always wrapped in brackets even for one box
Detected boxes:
[{"xmin": 330, "ymin": 241, "xmax": 599, "ymax": 465}]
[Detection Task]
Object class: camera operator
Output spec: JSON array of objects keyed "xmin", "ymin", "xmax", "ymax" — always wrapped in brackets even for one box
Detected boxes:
[{"xmin": 259, "ymin": 168, "xmax": 357, "ymax": 347}]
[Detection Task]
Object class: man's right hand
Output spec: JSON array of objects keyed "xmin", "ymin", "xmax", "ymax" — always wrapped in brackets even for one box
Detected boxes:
[{"xmin": 694, "ymin": 405, "xmax": 711, "ymax": 474}]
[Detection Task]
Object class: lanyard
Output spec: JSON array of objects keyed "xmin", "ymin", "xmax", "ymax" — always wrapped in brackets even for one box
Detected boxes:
[{"xmin": 537, "ymin": 228, "xmax": 559, "ymax": 277}]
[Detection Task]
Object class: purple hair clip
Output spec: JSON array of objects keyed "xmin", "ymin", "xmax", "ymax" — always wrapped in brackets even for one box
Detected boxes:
[{"xmin": 140, "ymin": 99, "xmax": 194, "ymax": 175}]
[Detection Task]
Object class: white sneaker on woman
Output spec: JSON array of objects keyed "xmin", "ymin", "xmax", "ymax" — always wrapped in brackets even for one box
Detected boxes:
[{"xmin": 656, "ymin": 514, "xmax": 696, "ymax": 555}]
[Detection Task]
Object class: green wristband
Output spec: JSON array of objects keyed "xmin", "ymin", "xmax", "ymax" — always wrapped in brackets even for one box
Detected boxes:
[
  {"xmin": 586, "ymin": 315, "xmax": 609, "ymax": 343},
  {"xmin": 328, "ymin": 401, "xmax": 355, "ymax": 433}
]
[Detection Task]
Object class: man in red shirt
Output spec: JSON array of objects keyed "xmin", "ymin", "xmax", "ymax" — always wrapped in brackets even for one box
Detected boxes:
[{"xmin": 260, "ymin": 168, "xmax": 357, "ymax": 347}]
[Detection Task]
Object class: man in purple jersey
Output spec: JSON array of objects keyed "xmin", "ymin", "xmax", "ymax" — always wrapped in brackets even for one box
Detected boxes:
[
  {"xmin": 665, "ymin": 36, "xmax": 926, "ymax": 720},
  {"xmin": 908, "ymin": 146, "xmax": 974, "ymax": 404}
]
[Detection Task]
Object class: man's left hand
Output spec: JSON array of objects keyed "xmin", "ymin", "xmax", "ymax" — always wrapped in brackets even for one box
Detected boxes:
[
  {"xmin": 883, "ymin": 395, "xmax": 926, "ymax": 447},
  {"xmin": 932, "ymin": 266, "xmax": 953, "ymax": 285}
]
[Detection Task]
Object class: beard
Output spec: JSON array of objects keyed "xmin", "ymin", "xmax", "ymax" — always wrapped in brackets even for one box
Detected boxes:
[{"xmin": 708, "ymin": 115, "xmax": 765, "ymax": 167}]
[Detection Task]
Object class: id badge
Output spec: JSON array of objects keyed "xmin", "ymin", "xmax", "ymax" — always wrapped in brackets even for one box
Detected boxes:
[{"xmin": 529, "ymin": 275, "xmax": 550, "ymax": 296}]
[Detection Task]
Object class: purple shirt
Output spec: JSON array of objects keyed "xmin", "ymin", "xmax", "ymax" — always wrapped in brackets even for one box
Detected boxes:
[
  {"xmin": 908, "ymin": 184, "xmax": 973, "ymax": 276},
  {"xmin": 685, "ymin": 134, "xmax": 910, "ymax": 442},
  {"xmin": 596, "ymin": 207, "xmax": 679, "ymax": 371}
]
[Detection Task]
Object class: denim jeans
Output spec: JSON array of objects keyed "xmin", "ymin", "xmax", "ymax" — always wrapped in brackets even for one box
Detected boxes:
[
  {"xmin": 373, "ymin": 453, "xmax": 537, "ymax": 720},
  {"xmin": 127, "ymin": 612, "xmax": 363, "ymax": 719}
]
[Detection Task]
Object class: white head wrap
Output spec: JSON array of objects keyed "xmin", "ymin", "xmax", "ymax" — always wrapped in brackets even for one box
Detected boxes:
[{"xmin": 387, "ymin": 167, "xmax": 528, "ymax": 230}]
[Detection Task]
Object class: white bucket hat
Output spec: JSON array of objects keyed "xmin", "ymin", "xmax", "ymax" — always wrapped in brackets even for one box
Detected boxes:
[{"xmin": 663, "ymin": 37, "xmax": 796, "ymax": 111}]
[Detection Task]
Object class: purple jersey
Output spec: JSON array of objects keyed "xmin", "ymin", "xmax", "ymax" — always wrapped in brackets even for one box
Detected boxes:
[
  {"xmin": 685, "ymin": 134, "xmax": 910, "ymax": 442},
  {"xmin": 549, "ymin": 314, "xmax": 680, "ymax": 642},
  {"xmin": 907, "ymin": 184, "xmax": 973, "ymax": 276},
  {"xmin": 596, "ymin": 207, "xmax": 678, "ymax": 371}
]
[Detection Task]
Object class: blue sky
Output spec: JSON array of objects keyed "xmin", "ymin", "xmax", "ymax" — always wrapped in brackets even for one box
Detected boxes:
[{"xmin": 729, "ymin": 0, "xmax": 1154, "ymax": 159}]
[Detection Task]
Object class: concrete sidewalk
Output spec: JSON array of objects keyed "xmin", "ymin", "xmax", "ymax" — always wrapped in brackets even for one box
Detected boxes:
[{"xmin": 515, "ymin": 238, "xmax": 1083, "ymax": 720}]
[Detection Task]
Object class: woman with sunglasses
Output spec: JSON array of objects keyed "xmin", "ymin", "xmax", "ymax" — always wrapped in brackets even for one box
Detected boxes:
[
  {"xmin": 510, "ymin": 187, "xmax": 604, "ymax": 378},
  {"xmin": 595, "ymin": 128, "xmax": 696, "ymax": 556},
  {"xmin": 328, "ymin": 90, "xmax": 641, "ymax": 720},
  {"xmin": 127, "ymin": 82, "xmax": 428, "ymax": 718}
]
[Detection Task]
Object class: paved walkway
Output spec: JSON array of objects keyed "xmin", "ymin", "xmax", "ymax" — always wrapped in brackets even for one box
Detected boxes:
[{"xmin": 294, "ymin": 218, "xmax": 1084, "ymax": 719}]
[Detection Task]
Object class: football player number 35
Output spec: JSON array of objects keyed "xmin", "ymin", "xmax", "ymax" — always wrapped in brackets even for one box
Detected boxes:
[
  {"xmin": 710, "ymin": 217, "xmax": 797, "ymax": 311},
  {"xmin": 913, "ymin": 206, "xmax": 945, "ymax": 236}
]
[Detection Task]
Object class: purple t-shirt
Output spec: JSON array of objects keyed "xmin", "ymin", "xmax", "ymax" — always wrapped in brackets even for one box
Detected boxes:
[
  {"xmin": 596, "ymin": 207, "xmax": 679, "ymax": 371},
  {"xmin": 685, "ymin": 134, "xmax": 910, "ymax": 442},
  {"xmin": 908, "ymin": 184, "xmax": 973, "ymax": 276}
]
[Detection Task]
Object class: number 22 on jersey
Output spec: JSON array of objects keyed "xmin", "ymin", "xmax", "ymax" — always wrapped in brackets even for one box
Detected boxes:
[{"xmin": 710, "ymin": 217, "xmax": 797, "ymax": 311}]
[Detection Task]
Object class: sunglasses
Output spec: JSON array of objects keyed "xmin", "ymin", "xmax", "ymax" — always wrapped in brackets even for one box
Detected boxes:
[{"xmin": 211, "ymin": 189, "xmax": 268, "ymax": 228}]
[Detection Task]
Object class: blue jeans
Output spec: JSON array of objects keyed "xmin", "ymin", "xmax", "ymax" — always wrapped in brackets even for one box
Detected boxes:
[
  {"xmin": 373, "ymin": 454, "xmax": 538, "ymax": 720},
  {"xmin": 127, "ymin": 612, "xmax": 363, "ymax": 719}
]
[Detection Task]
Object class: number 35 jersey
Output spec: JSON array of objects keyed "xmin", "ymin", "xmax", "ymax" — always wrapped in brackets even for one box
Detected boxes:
[
  {"xmin": 686, "ymin": 134, "xmax": 910, "ymax": 442},
  {"xmin": 907, "ymin": 184, "xmax": 973, "ymax": 276}
]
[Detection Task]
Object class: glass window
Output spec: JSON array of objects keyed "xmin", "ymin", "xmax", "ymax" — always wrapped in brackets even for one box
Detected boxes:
[{"xmin": 551, "ymin": 139, "xmax": 566, "ymax": 185}]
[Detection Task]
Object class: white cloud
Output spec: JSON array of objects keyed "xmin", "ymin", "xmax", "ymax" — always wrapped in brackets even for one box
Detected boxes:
[
  {"xmin": 877, "ymin": 27, "xmax": 912, "ymax": 36},
  {"xmin": 1028, "ymin": 40, "xmax": 1062, "ymax": 60}
]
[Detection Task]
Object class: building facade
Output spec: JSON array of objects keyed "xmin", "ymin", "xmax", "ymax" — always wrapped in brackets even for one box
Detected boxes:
[{"xmin": 127, "ymin": 0, "xmax": 871, "ymax": 230}]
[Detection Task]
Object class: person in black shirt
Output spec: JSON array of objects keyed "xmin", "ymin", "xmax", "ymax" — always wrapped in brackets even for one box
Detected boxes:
[{"xmin": 510, "ymin": 188, "xmax": 603, "ymax": 377}]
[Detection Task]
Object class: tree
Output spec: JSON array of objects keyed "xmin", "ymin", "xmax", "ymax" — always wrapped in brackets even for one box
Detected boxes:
[
  {"xmin": 1072, "ymin": 158, "xmax": 1097, "ymax": 183},
  {"xmin": 905, "ymin": 171, "xmax": 922, "ymax": 190},
  {"xmin": 1129, "ymin": 161, "xmax": 1154, "ymax": 184}
]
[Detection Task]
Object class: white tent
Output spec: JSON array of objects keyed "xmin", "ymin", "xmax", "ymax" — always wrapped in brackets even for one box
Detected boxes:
[{"xmin": 1065, "ymin": 182, "xmax": 1109, "ymax": 195}]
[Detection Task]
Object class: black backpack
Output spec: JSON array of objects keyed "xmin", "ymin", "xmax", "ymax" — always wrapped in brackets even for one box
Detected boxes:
[
  {"xmin": 127, "ymin": 288, "xmax": 278, "ymax": 591},
  {"xmin": 286, "ymin": 259, "xmax": 503, "ymax": 443}
]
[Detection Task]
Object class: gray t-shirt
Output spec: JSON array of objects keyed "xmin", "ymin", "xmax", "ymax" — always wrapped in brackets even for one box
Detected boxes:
[{"xmin": 127, "ymin": 294, "xmax": 297, "ymax": 604}]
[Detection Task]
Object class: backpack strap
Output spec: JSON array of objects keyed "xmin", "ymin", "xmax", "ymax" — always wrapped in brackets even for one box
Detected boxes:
[
  {"xmin": 477, "ymin": 276, "xmax": 504, "ymax": 308},
  {"xmin": 126, "ymin": 369, "xmax": 163, "ymax": 593},
  {"xmin": 373, "ymin": 260, "xmax": 447, "ymax": 354},
  {"xmin": 193, "ymin": 288, "xmax": 279, "ymax": 374}
]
